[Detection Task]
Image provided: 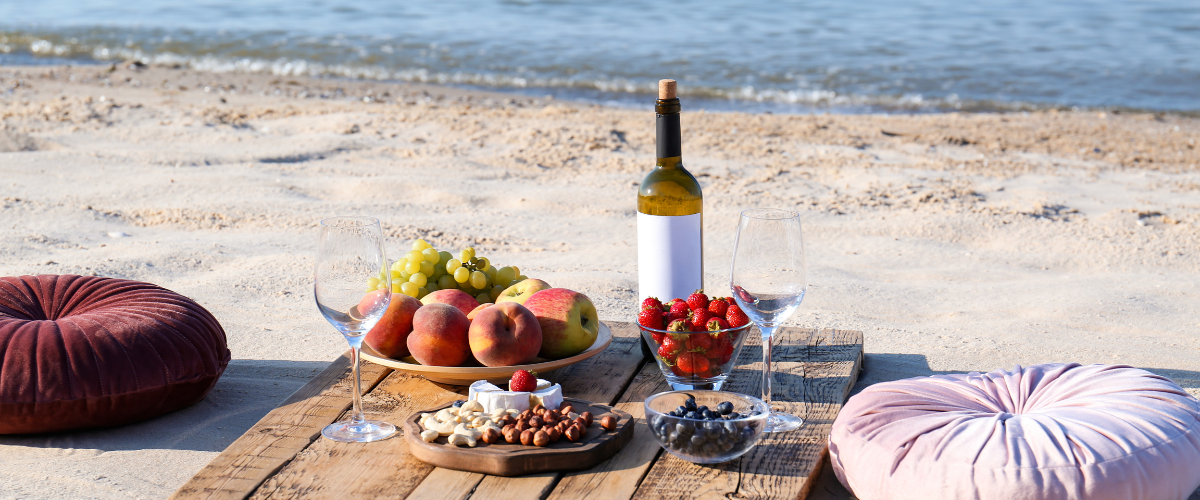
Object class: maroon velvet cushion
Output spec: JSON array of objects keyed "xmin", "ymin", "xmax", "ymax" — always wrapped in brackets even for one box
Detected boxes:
[{"xmin": 0, "ymin": 274, "xmax": 230, "ymax": 434}]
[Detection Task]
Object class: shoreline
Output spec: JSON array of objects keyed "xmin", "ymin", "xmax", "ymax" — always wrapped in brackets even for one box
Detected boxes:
[{"xmin": 1, "ymin": 64, "xmax": 1198, "ymax": 499}]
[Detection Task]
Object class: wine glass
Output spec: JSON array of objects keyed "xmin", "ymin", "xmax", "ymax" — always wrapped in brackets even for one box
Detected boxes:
[
  {"xmin": 314, "ymin": 216, "xmax": 395, "ymax": 442},
  {"xmin": 729, "ymin": 208, "xmax": 807, "ymax": 433}
]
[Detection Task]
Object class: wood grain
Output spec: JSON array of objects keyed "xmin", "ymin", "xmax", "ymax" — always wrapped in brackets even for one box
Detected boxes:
[
  {"xmin": 248, "ymin": 371, "xmax": 465, "ymax": 500},
  {"xmin": 632, "ymin": 327, "xmax": 863, "ymax": 500},
  {"xmin": 170, "ymin": 351, "xmax": 392, "ymax": 500}
]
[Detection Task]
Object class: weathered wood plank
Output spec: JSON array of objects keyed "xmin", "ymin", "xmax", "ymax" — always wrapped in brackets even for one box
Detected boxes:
[
  {"xmin": 170, "ymin": 352, "xmax": 393, "ymax": 500},
  {"xmin": 248, "ymin": 371, "xmax": 465, "ymax": 500},
  {"xmin": 545, "ymin": 362, "xmax": 667, "ymax": 500},
  {"xmin": 404, "ymin": 469, "xmax": 484, "ymax": 500},
  {"xmin": 632, "ymin": 327, "xmax": 863, "ymax": 500},
  {"xmin": 439, "ymin": 320, "xmax": 648, "ymax": 500}
]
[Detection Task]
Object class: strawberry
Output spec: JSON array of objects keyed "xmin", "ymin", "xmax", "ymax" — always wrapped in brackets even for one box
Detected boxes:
[
  {"xmin": 659, "ymin": 335, "xmax": 683, "ymax": 358},
  {"xmin": 664, "ymin": 298, "xmax": 686, "ymax": 311},
  {"xmin": 707, "ymin": 336, "xmax": 734, "ymax": 365},
  {"xmin": 690, "ymin": 308, "xmax": 712, "ymax": 331},
  {"xmin": 509, "ymin": 370, "xmax": 537, "ymax": 392},
  {"xmin": 651, "ymin": 331, "xmax": 667, "ymax": 345},
  {"xmin": 686, "ymin": 331, "xmax": 712, "ymax": 350},
  {"xmin": 706, "ymin": 317, "xmax": 730, "ymax": 331},
  {"xmin": 668, "ymin": 301, "xmax": 690, "ymax": 320},
  {"xmin": 666, "ymin": 318, "xmax": 692, "ymax": 333},
  {"xmin": 686, "ymin": 291, "xmax": 709, "ymax": 312},
  {"xmin": 707, "ymin": 297, "xmax": 729, "ymax": 317},
  {"xmin": 641, "ymin": 296, "xmax": 663, "ymax": 312},
  {"xmin": 726, "ymin": 303, "xmax": 750, "ymax": 329},
  {"xmin": 676, "ymin": 352, "xmax": 710, "ymax": 375},
  {"xmin": 638, "ymin": 306, "xmax": 664, "ymax": 330}
]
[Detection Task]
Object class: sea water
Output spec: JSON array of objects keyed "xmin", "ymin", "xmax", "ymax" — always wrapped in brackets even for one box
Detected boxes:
[{"xmin": 1, "ymin": 0, "xmax": 1197, "ymax": 113}]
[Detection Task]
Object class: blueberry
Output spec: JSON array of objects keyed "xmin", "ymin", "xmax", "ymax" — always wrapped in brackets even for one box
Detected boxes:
[
  {"xmin": 685, "ymin": 411, "xmax": 698, "ymax": 420},
  {"xmin": 702, "ymin": 409, "xmax": 718, "ymax": 420},
  {"xmin": 684, "ymin": 398, "xmax": 698, "ymax": 412},
  {"xmin": 716, "ymin": 401, "xmax": 734, "ymax": 415},
  {"xmin": 451, "ymin": 400, "xmax": 466, "ymax": 408},
  {"xmin": 675, "ymin": 405, "xmax": 688, "ymax": 416},
  {"xmin": 726, "ymin": 411, "xmax": 741, "ymax": 420},
  {"xmin": 695, "ymin": 405, "xmax": 709, "ymax": 415}
]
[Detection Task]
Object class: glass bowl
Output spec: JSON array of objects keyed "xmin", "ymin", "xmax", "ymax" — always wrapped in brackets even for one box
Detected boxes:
[
  {"xmin": 644, "ymin": 390, "xmax": 768, "ymax": 463},
  {"xmin": 639, "ymin": 322, "xmax": 751, "ymax": 391}
]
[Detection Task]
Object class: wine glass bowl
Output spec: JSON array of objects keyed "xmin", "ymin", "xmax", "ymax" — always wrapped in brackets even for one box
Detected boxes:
[
  {"xmin": 729, "ymin": 208, "xmax": 808, "ymax": 433},
  {"xmin": 638, "ymin": 323, "xmax": 753, "ymax": 391},
  {"xmin": 314, "ymin": 215, "xmax": 396, "ymax": 443}
]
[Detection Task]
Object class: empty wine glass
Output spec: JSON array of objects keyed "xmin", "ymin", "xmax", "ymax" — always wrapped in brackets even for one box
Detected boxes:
[
  {"xmin": 729, "ymin": 208, "xmax": 807, "ymax": 433},
  {"xmin": 314, "ymin": 216, "xmax": 395, "ymax": 442}
]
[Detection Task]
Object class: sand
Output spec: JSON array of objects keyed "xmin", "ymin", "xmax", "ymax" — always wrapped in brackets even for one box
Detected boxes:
[{"xmin": 1, "ymin": 64, "xmax": 1198, "ymax": 499}]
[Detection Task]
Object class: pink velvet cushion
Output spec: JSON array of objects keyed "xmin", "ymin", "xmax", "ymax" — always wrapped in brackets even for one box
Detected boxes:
[
  {"xmin": 0, "ymin": 274, "xmax": 230, "ymax": 434},
  {"xmin": 829, "ymin": 363, "xmax": 1200, "ymax": 500}
]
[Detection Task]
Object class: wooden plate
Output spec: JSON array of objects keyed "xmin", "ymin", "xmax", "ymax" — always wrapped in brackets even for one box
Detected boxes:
[
  {"xmin": 361, "ymin": 322, "xmax": 612, "ymax": 385},
  {"xmin": 404, "ymin": 398, "xmax": 634, "ymax": 476}
]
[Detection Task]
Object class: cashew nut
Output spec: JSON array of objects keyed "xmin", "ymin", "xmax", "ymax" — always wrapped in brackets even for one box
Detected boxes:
[
  {"xmin": 434, "ymin": 419, "xmax": 457, "ymax": 436},
  {"xmin": 447, "ymin": 433, "xmax": 477, "ymax": 447},
  {"xmin": 461, "ymin": 400, "xmax": 485, "ymax": 413},
  {"xmin": 568, "ymin": 412, "xmax": 580, "ymax": 420},
  {"xmin": 420, "ymin": 429, "xmax": 439, "ymax": 443},
  {"xmin": 471, "ymin": 416, "xmax": 491, "ymax": 428},
  {"xmin": 454, "ymin": 423, "xmax": 482, "ymax": 440},
  {"xmin": 435, "ymin": 409, "xmax": 455, "ymax": 422},
  {"xmin": 490, "ymin": 408, "xmax": 507, "ymax": 420}
]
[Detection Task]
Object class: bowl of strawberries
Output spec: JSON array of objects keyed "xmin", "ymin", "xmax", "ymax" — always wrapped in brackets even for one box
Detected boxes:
[{"xmin": 637, "ymin": 291, "xmax": 753, "ymax": 391}]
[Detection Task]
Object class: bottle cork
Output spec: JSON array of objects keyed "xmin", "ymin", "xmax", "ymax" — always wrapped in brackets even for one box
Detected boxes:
[{"xmin": 658, "ymin": 79, "xmax": 677, "ymax": 100}]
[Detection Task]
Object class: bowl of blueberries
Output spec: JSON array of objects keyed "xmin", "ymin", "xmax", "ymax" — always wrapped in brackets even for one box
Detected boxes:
[{"xmin": 644, "ymin": 390, "xmax": 768, "ymax": 463}]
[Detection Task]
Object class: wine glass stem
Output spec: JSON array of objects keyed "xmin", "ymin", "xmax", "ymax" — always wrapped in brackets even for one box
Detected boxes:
[
  {"xmin": 761, "ymin": 324, "xmax": 775, "ymax": 412},
  {"xmin": 350, "ymin": 344, "xmax": 366, "ymax": 425}
]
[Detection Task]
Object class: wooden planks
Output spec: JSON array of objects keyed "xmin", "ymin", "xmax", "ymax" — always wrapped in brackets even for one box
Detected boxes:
[
  {"xmin": 632, "ymin": 327, "xmax": 863, "ymax": 500},
  {"xmin": 170, "ymin": 352, "xmax": 393, "ymax": 500},
  {"xmin": 172, "ymin": 322, "xmax": 864, "ymax": 500}
]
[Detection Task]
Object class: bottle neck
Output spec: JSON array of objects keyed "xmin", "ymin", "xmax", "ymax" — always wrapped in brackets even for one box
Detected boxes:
[{"xmin": 656, "ymin": 98, "xmax": 681, "ymax": 160}]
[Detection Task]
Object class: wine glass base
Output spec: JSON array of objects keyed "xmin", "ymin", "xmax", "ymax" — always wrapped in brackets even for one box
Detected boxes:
[
  {"xmin": 763, "ymin": 412, "xmax": 803, "ymax": 433},
  {"xmin": 322, "ymin": 419, "xmax": 396, "ymax": 442}
]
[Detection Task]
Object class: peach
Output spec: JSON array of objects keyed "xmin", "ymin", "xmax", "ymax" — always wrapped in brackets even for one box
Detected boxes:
[
  {"xmin": 468, "ymin": 302, "xmax": 543, "ymax": 367},
  {"xmin": 363, "ymin": 293, "xmax": 422, "ymax": 359},
  {"xmin": 406, "ymin": 303, "xmax": 471, "ymax": 366},
  {"xmin": 421, "ymin": 289, "xmax": 479, "ymax": 316},
  {"xmin": 467, "ymin": 303, "xmax": 493, "ymax": 321}
]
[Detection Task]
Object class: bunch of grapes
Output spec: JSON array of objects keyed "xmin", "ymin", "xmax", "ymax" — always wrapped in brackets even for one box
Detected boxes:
[{"xmin": 364, "ymin": 239, "xmax": 529, "ymax": 303}]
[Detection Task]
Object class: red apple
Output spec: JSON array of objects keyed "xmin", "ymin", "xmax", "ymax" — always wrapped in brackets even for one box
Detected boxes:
[
  {"xmin": 468, "ymin": 302, "xmax": 543, "ymax": 367},
  {"xmin": 421, "ymin": 288, "xmax": 479, "ymax": 316},
  {"xmin": 407, "ymin": 303, "xmax": 471, "ymax": 366},
  {"xmin": 363, "ymin": 293, "xmax": 421, "ymax": 359},
  {"xmin": 523, "ymin": 288, "xmax": 599, "ymax": 360}
]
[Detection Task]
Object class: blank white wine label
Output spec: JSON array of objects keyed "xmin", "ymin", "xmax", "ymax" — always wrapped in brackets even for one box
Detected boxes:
[{"xmin": 637, "ymin": 212, "xmax": 703, "ymax": 302}]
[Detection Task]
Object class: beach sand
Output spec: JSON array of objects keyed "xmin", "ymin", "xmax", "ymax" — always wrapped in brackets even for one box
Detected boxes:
[{"xmin": 1, "ymin": 64, "xmax": 1198, "ymax": 499}]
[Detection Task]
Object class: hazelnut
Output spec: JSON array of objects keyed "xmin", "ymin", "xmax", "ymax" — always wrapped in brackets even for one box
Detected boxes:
[
  {"xmin": 581, "ymin": 411, "xmax": 594, "ymax": 427},
  {"xmin": 498, "ymin": 416, "xmax": 516, "ymax": 427},
  {"xmin": 542, "ymin": 412, "xmax": 558, "ymax": 424},
  {"xmin": 600, "ymin": 415, "xmax": 617, "ymax": 431},
  {"xmin": 533, "ymin": 429, "xmax": 550, "ymax": 447},
  {"xmin": 546, "ymin": 427, "xmax": 562, "ymax": 443},
  {"xmin": 520, "ymin": 429, "xmax": 535, "ymax": 446},
  {"xmin": 564, "ymin": 425, "xmax": 582, "ymax": 442},
  {"xmin": 559, "ymin": 405, "xmax": 574, "ymax": 416},
  {"xmin": 529, "ymin": 416, "xmax": 543, "ymax": 428},
  {"xmin": 532, "ymin": 404, "xmax": 546, "ymax": 414},
  {"xmin": 573, "ymin": 417, "xmax": 587, "ymax": 428},
  {"xmin": 503, "ymin": 427, "xmax": 520, "ymax": 444},
  {"xmin": 481, "ymin": 427, "xmax": 501, "ymax": 444},
  {"xmin": 516, "ymin": 420, "xmax": 529, "ymax": 432}
]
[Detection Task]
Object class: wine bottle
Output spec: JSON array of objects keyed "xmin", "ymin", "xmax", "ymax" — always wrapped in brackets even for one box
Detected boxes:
[{"xmin": 637, "ymin": 78, "xmax": 704, "ymax": 322}]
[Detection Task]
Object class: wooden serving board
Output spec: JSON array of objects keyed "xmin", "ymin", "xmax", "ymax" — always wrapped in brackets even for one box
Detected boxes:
[{"xmin": 404, "ymin": 398, "xmax": 635, "ymax": 477}]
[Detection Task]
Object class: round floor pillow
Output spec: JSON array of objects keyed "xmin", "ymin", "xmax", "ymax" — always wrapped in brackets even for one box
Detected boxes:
[
  {"xmin": 0, "ymin": 274, "xmax": 230, "ymax": 434},
  {"xmin": 829, "ymin": 363, "xmax": 1200, "ymax": 500}
]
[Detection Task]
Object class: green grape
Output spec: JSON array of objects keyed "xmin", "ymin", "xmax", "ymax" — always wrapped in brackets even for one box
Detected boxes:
[
  {"xmin": 366, "ymin": 277, "xmax": 382, "ymax": 289},
  {"xmin": 422, "ymin": 247, "xmax": 440, "ymax": 263},
  {"xmin": 409, "ymin": 272, "xmax": 428, "ymax": 287},
  {"xmin": 470, "ymin": 270, "xmax": 487, "ymax": 289},
  {"xmin": 389, "ymin": 269, "xmax": 403, "ymax": 282},
  {"xmin": 496, "ymin": 266, "xmax": 516, "ymax": 286},
  {"xmin": 438, "ymin": 251, "xmax": 452, "ymax": 266},
  {"xmin": 454, "ymin": 267, "xmax": 470, "ymax": 283},
  {"xmin": 510, "ymin": 265, "xmax": 520, "ymax": 277},
  {"xmin": 446, "ymin": 258, "xmax": 462, "ymax": 273},
  {"xmin": 426, "ymin": 282, "xmax": 439, "ymax": 292},
  {"xmin": 438, "ymin": 274, "xmax": 456, "ymax": 289},
  {"xmin": 484, "ymin": 266, "xmax": 498, "ymax": 281},
  {"xmin": 460, "ymin": 247, "xmax": 475, "ymax": 262},
  {"xmin": 391, "ymin": 278, "xmax": 405, "ymax": 287},
  {"xmin": 431, "ymin": 268, "xmax": 445, "ymax": 281},
  {"xmin": 391, "ymin": 259, "xmax": 405, "ymax": 272},
  {"xmin": 391, "ymin": 283, "xmax": 403, "ymax": 294},
  {"xmin": 400, "ymin": 282, "xmax": 419, "ymax": 297},
  {"xmin": 475, "ymin": 291, "xmax": 491, "ymax": 304},
  {"xmin": 489, "ymin": 285, "xmax": 505, "ymax": 301},
  {"xmin": 417, "ymin": 287, "xmax": 429, "ymax": 299},
  {"xmin": 404, "ymin": 259, "xmax": 421, "ymax": 274},
  {"xmin": 477, "ymin": 257, "xmax": 490, "ymax": 270},
  {"xmin": 399, "ymin": 269, "xmax": 412, "ymax": 280},
  {"xmin": 406, "ymin": 250, "xmax": 424, "ymax": 263},
  {"xmin": 420, "ymin": 261, "xmax": 434, "ymax": 276},
  {"xmin": 515, "ymin": 274, "xmax": 528, "ymax": 282},
  {"xmin": 412, "ymin": 239, "xmax": 431, "ymax": 251}
]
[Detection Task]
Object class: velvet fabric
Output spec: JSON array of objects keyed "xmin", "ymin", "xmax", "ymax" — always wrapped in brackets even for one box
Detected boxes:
[
  {"xmin": 0, "ymin": 275, "xmax": 229, "ymax": 434},
  {"xmin": 829, "ymin": 363, "xmax": 1200, "ymax": 500}
]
